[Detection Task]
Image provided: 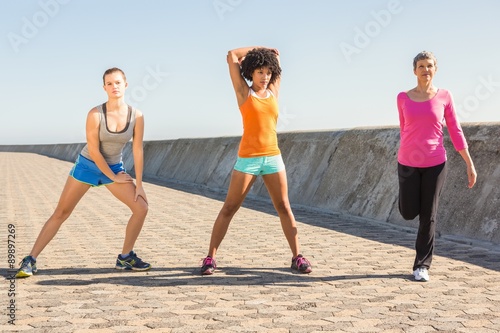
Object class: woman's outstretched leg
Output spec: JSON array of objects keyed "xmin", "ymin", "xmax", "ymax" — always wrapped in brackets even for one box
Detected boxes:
[
  {"xmin": 263, "ymin": 170, "xmax": 312, "ymax": 273},
  {"xmin": 16, "ymin": 177, "xmax": 90, "ymax": 277},
  {"xmin": 202, "ymin": 170, "xmax": 256, "ymax": 274}
]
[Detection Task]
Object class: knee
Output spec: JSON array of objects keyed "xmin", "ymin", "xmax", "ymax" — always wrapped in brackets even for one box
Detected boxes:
[
  {"xmin": 133, "ymin": 200, "xmax": 149, "ymax": 217},
  {"xmin": 400, "ymin": 209, "xmax": 418, "ymax": 221},
  {"xmin": 51, "ymin": 208, "xmax": 72, "ymax": 222},
  {"xmin": 399, "ymin": 200, "xmax": 418, "ymax": 221},
  {"xmin": 401, "ymin": 213, "xmax": 418, "ymax": 221},
  {"xmin": 219, "ymin": 203, "xmax": 239, "ymax": 218},
  {"xmin": 274, "ymin": 200, "xmax": 292, "ymax": 216}
]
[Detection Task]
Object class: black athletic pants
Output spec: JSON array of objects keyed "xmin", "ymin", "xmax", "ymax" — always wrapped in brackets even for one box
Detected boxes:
[{"xmin": 398, "ymin": 162, "xmax": 447, "ymax": 271}]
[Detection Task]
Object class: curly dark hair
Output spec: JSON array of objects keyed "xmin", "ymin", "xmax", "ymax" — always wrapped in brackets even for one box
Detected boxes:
[{"xmin": 240, "ymin": 48, "xmax": 281, "ymax": 85}]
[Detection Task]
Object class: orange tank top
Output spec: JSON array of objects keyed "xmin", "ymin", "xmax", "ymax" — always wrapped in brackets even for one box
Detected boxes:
[{"xmin": 238, "ymin": 89, "xmax": 281, "ymax": 158}]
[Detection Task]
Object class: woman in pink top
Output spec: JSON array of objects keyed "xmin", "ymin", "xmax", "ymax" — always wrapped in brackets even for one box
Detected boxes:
[{"xmin": 397, "ymin": 51, "xmax": 477, "ymax": 282}]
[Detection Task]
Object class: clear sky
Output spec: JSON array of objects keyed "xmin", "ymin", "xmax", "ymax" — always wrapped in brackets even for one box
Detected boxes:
[{"xmin": 1, "ymin": 0, "xmax": 499, "ymax": 144}]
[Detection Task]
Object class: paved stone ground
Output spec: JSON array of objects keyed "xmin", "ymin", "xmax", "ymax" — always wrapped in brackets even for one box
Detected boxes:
[{"xmin": 1, "ymin": 152, "xmax": 499, "ymax": 333}]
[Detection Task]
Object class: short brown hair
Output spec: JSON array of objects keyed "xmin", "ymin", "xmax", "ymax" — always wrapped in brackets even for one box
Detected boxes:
[{"xmin": 102, "ymin": 67, "xmax": 126, "ymax": 84}]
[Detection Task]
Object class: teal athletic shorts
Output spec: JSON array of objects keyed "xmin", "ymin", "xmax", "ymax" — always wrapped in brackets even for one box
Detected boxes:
[
  {"xmin": 233, "ymin": 154, "xmax": 285, "ymax": 176},
  {"xmin": 69, "ymin": 154, "xmax": 125, "ymax": 187}
]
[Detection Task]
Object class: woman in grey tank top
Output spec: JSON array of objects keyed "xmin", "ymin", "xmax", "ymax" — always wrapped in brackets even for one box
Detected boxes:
[{"xmin": 16, "ymin": 68, "xmax": 151, "ymax": 278}]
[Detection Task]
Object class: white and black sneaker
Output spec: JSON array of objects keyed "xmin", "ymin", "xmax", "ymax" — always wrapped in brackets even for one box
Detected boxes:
[{"xmin": 413, "ymin": 267, "xmax": 429, "ymax": 282}]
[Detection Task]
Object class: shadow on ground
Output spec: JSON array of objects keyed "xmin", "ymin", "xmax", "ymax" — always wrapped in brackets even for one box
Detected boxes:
[
  {"xmin": 2, "ymin": 266, "xmax": 412, "ymax": 287},
  {"xmin": 146, "ymin": 177, "xmax": 500, "ymax": 272}
]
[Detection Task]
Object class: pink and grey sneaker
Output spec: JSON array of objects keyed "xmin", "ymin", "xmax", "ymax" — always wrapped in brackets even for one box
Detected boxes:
[
  {"xmin": 201, "ymin": 256, "xmax": 216, "ymax": 275},
  {"xmin": 291, "ymin": 254, "xmax": 312, "ymax": 274}
]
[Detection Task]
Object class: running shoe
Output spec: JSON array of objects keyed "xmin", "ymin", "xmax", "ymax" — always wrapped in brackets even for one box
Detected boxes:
[
  {"xmin": 115, "ymin": 251, "xmax": 151, "ymax": 271},
  {"xmin": 201, "ymin": 256, "xmax": 216, "ymax": 275},
  {"xmin": 16, "ymin": 256, "xmax": 37, "ymax": 278},
  {"xmin": 413, "ymin": 267, "xmax": 429, "ymax": 282},
  {"xmin": 291, "ymin": 254, "xmax": 312, "ymax": 274}
]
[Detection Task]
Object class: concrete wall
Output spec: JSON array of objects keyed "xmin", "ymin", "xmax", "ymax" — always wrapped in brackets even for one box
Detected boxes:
[{"xmin": 2, "ymin": 123, "xmax": 499, "ymax": 246}]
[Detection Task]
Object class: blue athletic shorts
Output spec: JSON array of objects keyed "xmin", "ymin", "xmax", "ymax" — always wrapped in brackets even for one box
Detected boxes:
[
  {"xmin": 233, "ymin": 154, "xmax": 285, "ymax": 176},
  {"xmin": 69, "ymin": 154, "xmax": 125, "ymax": 187}
]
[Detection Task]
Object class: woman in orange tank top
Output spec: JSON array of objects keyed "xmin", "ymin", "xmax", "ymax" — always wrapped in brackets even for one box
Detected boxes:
[{"xmin": 200, "ymin": 47, "xmax": 312, "ymax": 275}]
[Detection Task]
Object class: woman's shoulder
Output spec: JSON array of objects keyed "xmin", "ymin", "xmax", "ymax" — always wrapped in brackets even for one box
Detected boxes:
[
  {"xmin": 88, "ymin": 103, "xmax": 104, "ymax": 114},
  {"xmin": 437, "ymin": 88, "xmax": 451, "ymax": 97},
  {"xmin": 129, "ymin": 106, "xmax": 143, "ymax": 126},
  {"xmin": 434, "ymin": 89, "xmax": 454, "ymax": 103},
  {"xmin": 87, "ymin": 105, "xmax": 102, "ymax": 117},
  {"xmin": 131, "ymin": 106, "xmax": 143, "ymax": 118},
  {"xmin": 397, "ymin": 91, "xmax": 409, "ymax": 100}
]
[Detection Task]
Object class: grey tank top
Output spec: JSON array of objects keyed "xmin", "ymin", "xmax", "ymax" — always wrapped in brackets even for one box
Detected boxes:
[{"xmin": 80, "ymin": 103, "xmax": 136, "ymax": 165}]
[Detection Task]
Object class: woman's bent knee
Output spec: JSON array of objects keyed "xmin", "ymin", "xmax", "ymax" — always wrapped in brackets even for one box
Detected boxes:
[
  {"xmin": 400, "ymin": 210, "xmax": 418, "ymax": 220},
  {"xmin": 133, "ymin": 201, "xmax": 148, "ymax": 217}
]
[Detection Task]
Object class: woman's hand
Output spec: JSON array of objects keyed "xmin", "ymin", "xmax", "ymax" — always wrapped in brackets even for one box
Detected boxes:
[
  {"xmin": 458, "ymin": 148, "xmax": 476, "ymax": 189},
  {"xmin": 134, "ymin": 185, "xmax": 148, "ymax": 204},
  {"xmin": 113, "ymin": 171, "xmax": 133, "ymax": 183},
  {"xmin": 269, "ymin": 48, "xmax": 280, "ymax": 56},
  {"xmin": 466, "ymin": 164, "xmax": 477, "ymax": 189}
]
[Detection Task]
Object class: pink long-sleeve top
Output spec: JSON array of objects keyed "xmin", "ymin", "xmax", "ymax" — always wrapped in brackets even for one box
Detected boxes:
[{"xmin": 397, "ymin": 89, "xmax": 468, "ymax": 168}]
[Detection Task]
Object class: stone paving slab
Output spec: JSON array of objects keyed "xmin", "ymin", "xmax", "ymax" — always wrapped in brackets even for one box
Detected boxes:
[{"xmin": 1, "ymin": 152, "xmax": 499, "ymax": 332}]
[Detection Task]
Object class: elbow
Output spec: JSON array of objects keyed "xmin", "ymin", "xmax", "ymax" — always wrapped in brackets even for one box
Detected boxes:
[{"xmin": 227, "ymin": 50, "xmax": 238, "ymax": 64}]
